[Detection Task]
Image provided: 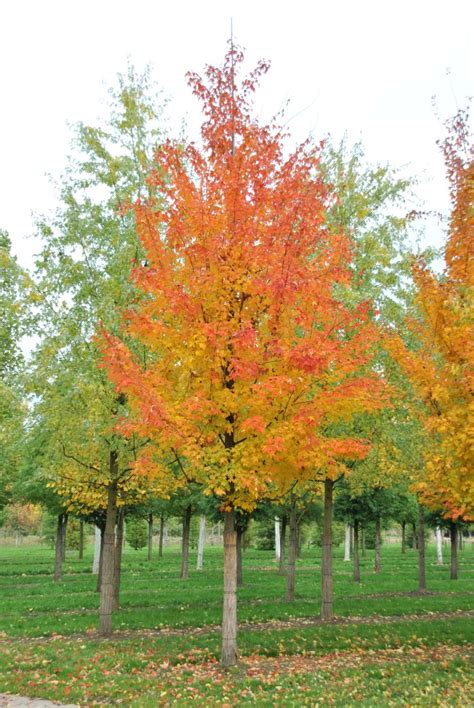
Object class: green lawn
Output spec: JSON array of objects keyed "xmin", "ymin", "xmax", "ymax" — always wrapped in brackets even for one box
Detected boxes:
[{"xmin": 0, "ymin": 541, "xmax": 472, "ymax": 705}]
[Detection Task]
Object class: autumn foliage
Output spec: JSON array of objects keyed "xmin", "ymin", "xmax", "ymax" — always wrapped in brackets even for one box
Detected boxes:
[
  {"xmin": 98, "ymin": 48, "xmax": 385, "ymax": 510},
  {"xmin": 385, "ymin": 110, "xmax": 474, "ymax": 520}
]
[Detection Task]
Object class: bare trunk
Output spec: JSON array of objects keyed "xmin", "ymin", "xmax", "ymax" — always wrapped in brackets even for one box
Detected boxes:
[
  {"xmin": 147, "ymin": 513, "xmax": 153, "ymax": 561},
  {"xmin": 99, "ymin": 456, "xmax": 118, "ymax": 637},
  {"xmin": 296, "ymin": 523, "xmax": 302, "ymax": 558},
  {"xmin": 54, "ymin": 513, "xmax": 67, "ymax": 582},
  {"xmin": 285, "ymin": 497, "xmax": 297, "ymax": 601},
  {"xmin": 92, "ymin": 526, "xmax": 101, "ymax": 574},
  {"xmin": 158, "ymin": 515, "xmax": 165, "ymax": 557},
  {"xmin": 361, "ymin": 527, "xmax": 366, "ymax": 558},
  {"xmin": 78, "ymin": 521, "xmax": 84, "ymax": 559},
  {"xmin": 221, "ymin": 509, "xmax": 237, "ymax": 666},
  {"xmin": 180, "ymin": 505, "xmax": 192, "ymax": 580},
  {"xmin": 321, "ymin": 479, "xmax": 334, "ymax": 621},
  {"xmin": 412, "ymin": 522, "xmax": 417, "ymax": 550},
  {"xmin": 374, "ymin": 516, "xmax": 381, "ymax": 573},
  {"xmin": 61, "ymin": 516, "xmax": 67, "ymax": 562},
  {"xmin": 436, "ymin": 526, "xmax": 443, "ymax": 565},
  {"xmin": 450, "ymin": 522, "xmax": 458, "ymax": 580},
  {"xmin": 418, "ymin": 504, "xmax": 426, "ymax": 593},
  {"xmin": 112, "ymin": 508, "xmax": 124, "ymax": 611},
  {"xmin": 196, "ymin": 515, "xmax": 206, "ymax": 570},
  {"xmin": 274, "ymin": 518, "xmax": 281, "ymax": 561},
  {"xmin": 236, "ymin": 526, "xmax": 243, "ymax": 587},
  {"xmin": 343, "ymin": 523, "xmax": 351, "ymax": 561},
  {"xmin": 401, "ymin": 520, "xmax": 406, "ymax": 553},
  {"xmin": 279, "ymin": 514, "xmax": 287, "ymax": 575},
  {"xmin": 353, "ymin": 519, "xmax": 360, "ymax": 582},
  {"xmin": 96, "ymin": 527, "xmax": 105, "ymax": 592}
]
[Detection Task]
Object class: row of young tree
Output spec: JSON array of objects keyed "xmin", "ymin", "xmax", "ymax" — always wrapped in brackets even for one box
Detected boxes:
[
  {"xmin": 1, "ymin": 47, "xmax": 472, "ymax": 666},
  {"xmin": 11, "ymin": 482, "xmax": 464, "ymax": 594}
]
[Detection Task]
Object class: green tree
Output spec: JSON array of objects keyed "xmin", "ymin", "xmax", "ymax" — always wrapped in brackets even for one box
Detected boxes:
[{"xmin": 29, "ymin": 64, "xmax": 171, "ymax": 634}]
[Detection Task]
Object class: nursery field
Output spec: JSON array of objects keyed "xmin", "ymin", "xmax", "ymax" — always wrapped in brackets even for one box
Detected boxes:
[{"xmin": 0, "ymin": 542, "xmax": 473, "ymax": 706}]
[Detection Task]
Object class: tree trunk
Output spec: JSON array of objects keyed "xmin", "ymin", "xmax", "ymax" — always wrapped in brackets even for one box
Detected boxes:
[
  {"xmin": 221, "ymin": 509, "xmax": 237, "ymax": 666},
  {"xmin": 99, "ymin": 457, "xmax": 118, "ymax": 637},
  {"xmin": 458, "ymin": 529, "xmax": 463, "ymax": 550},
  {"xmin": 412, "ymin": 522, "xmax": 417, "ymax": 549},
  {"xmin": 236, "ymin": 525, "xmax": 244, "ymax": 587},
  {"xmin": 113, "ymin": 508, "xmax": 124, "ymax": 611},
  {"xmin": 353, "ymin": 519, "xmax": 360, "ymax": 582},
  {"xmin": 436, "ymin": 526, "xmax": 443, "ymax": 565},
  {"xmin": 361, "ymin": 527, "xmax": 366, "ymax": 558},
  {"xmin": 54, "ymin": 513, "xmax": 67, "ymax": 582},
  {"xmin": 279, "ymin": 514, "xmax": 287, "ymax": 576},
  {"xmin": 450, "ymin": 522, "xmax": 458, "ymax": 580},
  {"xmin": 92, "ymin": 526, "xmax": 101, "ymax": 574},
  {"xmin": 96, "ymin": 526, "xmax": 105, "ymax": 592},
  {"xmin": 61, "ymin": 516, "xmax": 67, "ymax": 562},
  {"xmin": 418, "ymin": 504, "xmax": 426, "ymax": 593},
  {"xmin": 78, "ymin": 520, "xmax": 84, "ymax": 559},
  {"xmin": 374, "ymin": 516, "xmax": 381, "ymax": 573},
  {"xmin": 158, "ymin": 515, "xmax": 165, "ymax": 557},
  {"xmin": 321, "ymin": 478, "xmax": 334, "ymax": 621},
  {"xmin": 401, "ymin": 520, "xmax": 406, "ymax": 553},
  {"xmin": 285, "ymin": 497, "xmax": 297, "ymax": 601},
  {"xmin": 196, "ymin": 515, "xmax": 206, "ymax": 570},
  {"xmin": 180, "ymin": 505, "xmax": 192, "ymax": 580},
  {"xmin": 296, "ymin": 523, "xmax": 302, "ymax": 558},
  {"xmin": 274, "ymin": 517, "xmax": 281, "ymax": 561},
  {"xmin": 343, "ymin": 523, "xmax": 351, "ymax": 561},
  {"xmin": 147, "ymin": 512, "xmax": 153, "ymax": 561}
]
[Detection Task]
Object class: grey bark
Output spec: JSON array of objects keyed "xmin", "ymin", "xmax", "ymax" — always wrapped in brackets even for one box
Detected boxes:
[
  {"xmin": 99, "ymin": 454, "xmax": 118, "ymax": 636},
  {"xmin": 180, "ymin": 505, "xmax": 192, "ymax": 580},
  {"xmin": 418, "ymin": 503, "xmax": 426, "ymax": 592},
  {"xmin": 321, "ymin": 479, "xmax": 334, "ymax": 621},
  {"xmin": 221, "ymin": 509, "xmax": 237, "ymax": 666},
  {"xmin": 279, "ymin": 514, "xmax": 287, "ymax": 575},
  {"xmin": 374, "ymin": 516, "xmax": 381, "ymax": 573},
  {"xmin": 450, "ymin": 522, "xmax": 458, "ymax": 580},
  {"xmin": 285, "ymin": 497, "xmax": 297, "ymax": 601},
  {"xmin": 353, "ymin": 519, "xmax": 360, "ymax": 582},
  {"xmin": 158, "ymin": 514, "xmax": 165, "ymax": 557},
  {"xmin": 54, "ymin": 513, "xmax": 68, "ymax": 582},
  {"xmin": 147, "ymin": 512, "xmax": 153, "ymax": 561},
  {"xmin": 196, "ymin": 515, "xmax": 206, "ymax": 570},
  {"xmin": 113, "ymin": 508, "xmax": 124, "ymax": 611},
  {"xmin": 96, "ymin": 526, "xmax": 105, "ymax": 592},
  {"xmin": 78, "ymin": 520, "xmax": 84, "ymax": 559}
]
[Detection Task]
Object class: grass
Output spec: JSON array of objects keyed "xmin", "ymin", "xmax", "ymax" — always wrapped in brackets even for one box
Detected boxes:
[{"xmin": 0, "ymin": 540, "xmax": 472, "ymax": 705}]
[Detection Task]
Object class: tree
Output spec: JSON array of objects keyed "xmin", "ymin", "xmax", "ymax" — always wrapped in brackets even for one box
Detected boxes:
[
  {"xmin": 384, "ymin": 109, "xmax": 473, "ymax": 523},
  {"xmin": 0, "ymin": 231, "xmax": 31, "ymax": 511},
  {"xmin": 99, "ymin": 47, "xmax": 385, "ymax": 665},
  {"xmin": 29, "ymin": 64, "xmax": 172, "ymax": 633}
]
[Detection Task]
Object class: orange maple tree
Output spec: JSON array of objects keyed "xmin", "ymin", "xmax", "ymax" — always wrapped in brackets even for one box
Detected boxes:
[
  {"xmin": 98, "ymin": 47, "xmax": 385, "ymax": 664},
  {"xmin": 385, "ymin": 110, "xmax": 473, "ymax": 522}
]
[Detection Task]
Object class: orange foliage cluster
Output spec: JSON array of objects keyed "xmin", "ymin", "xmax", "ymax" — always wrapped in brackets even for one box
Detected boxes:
[
  {"xmin": 385, "ymin": 111, "xmax": 473, "ymax": 520},
  {"xmin": 98, "ymin": 49, "xmax": 386, "ymax": 510}
]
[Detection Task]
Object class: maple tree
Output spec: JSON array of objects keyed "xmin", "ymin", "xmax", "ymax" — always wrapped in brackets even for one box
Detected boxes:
[
  {"xmin": 99, "ymin": 47, "xmax": 386, "ymax": 665},
  {"xmin": 384, "ymin": 109, "xmax": 473, "ymax": 525}
]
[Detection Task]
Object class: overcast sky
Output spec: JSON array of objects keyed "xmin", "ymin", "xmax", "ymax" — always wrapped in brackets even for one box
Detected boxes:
[{"xmin": 1, "ymin": 0, "xmax": 472, "ymax": 269}]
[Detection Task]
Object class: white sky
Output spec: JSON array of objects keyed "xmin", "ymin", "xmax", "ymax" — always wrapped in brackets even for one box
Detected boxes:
[{"xmin": 1, "ymin": 0, "xmax": 473, "ymax": 269}]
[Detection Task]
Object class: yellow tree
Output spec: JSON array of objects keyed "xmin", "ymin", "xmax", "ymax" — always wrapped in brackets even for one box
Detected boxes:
[{"xmin": 385, "ymin": 109, "xmax": 473, "ymax": 523}]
